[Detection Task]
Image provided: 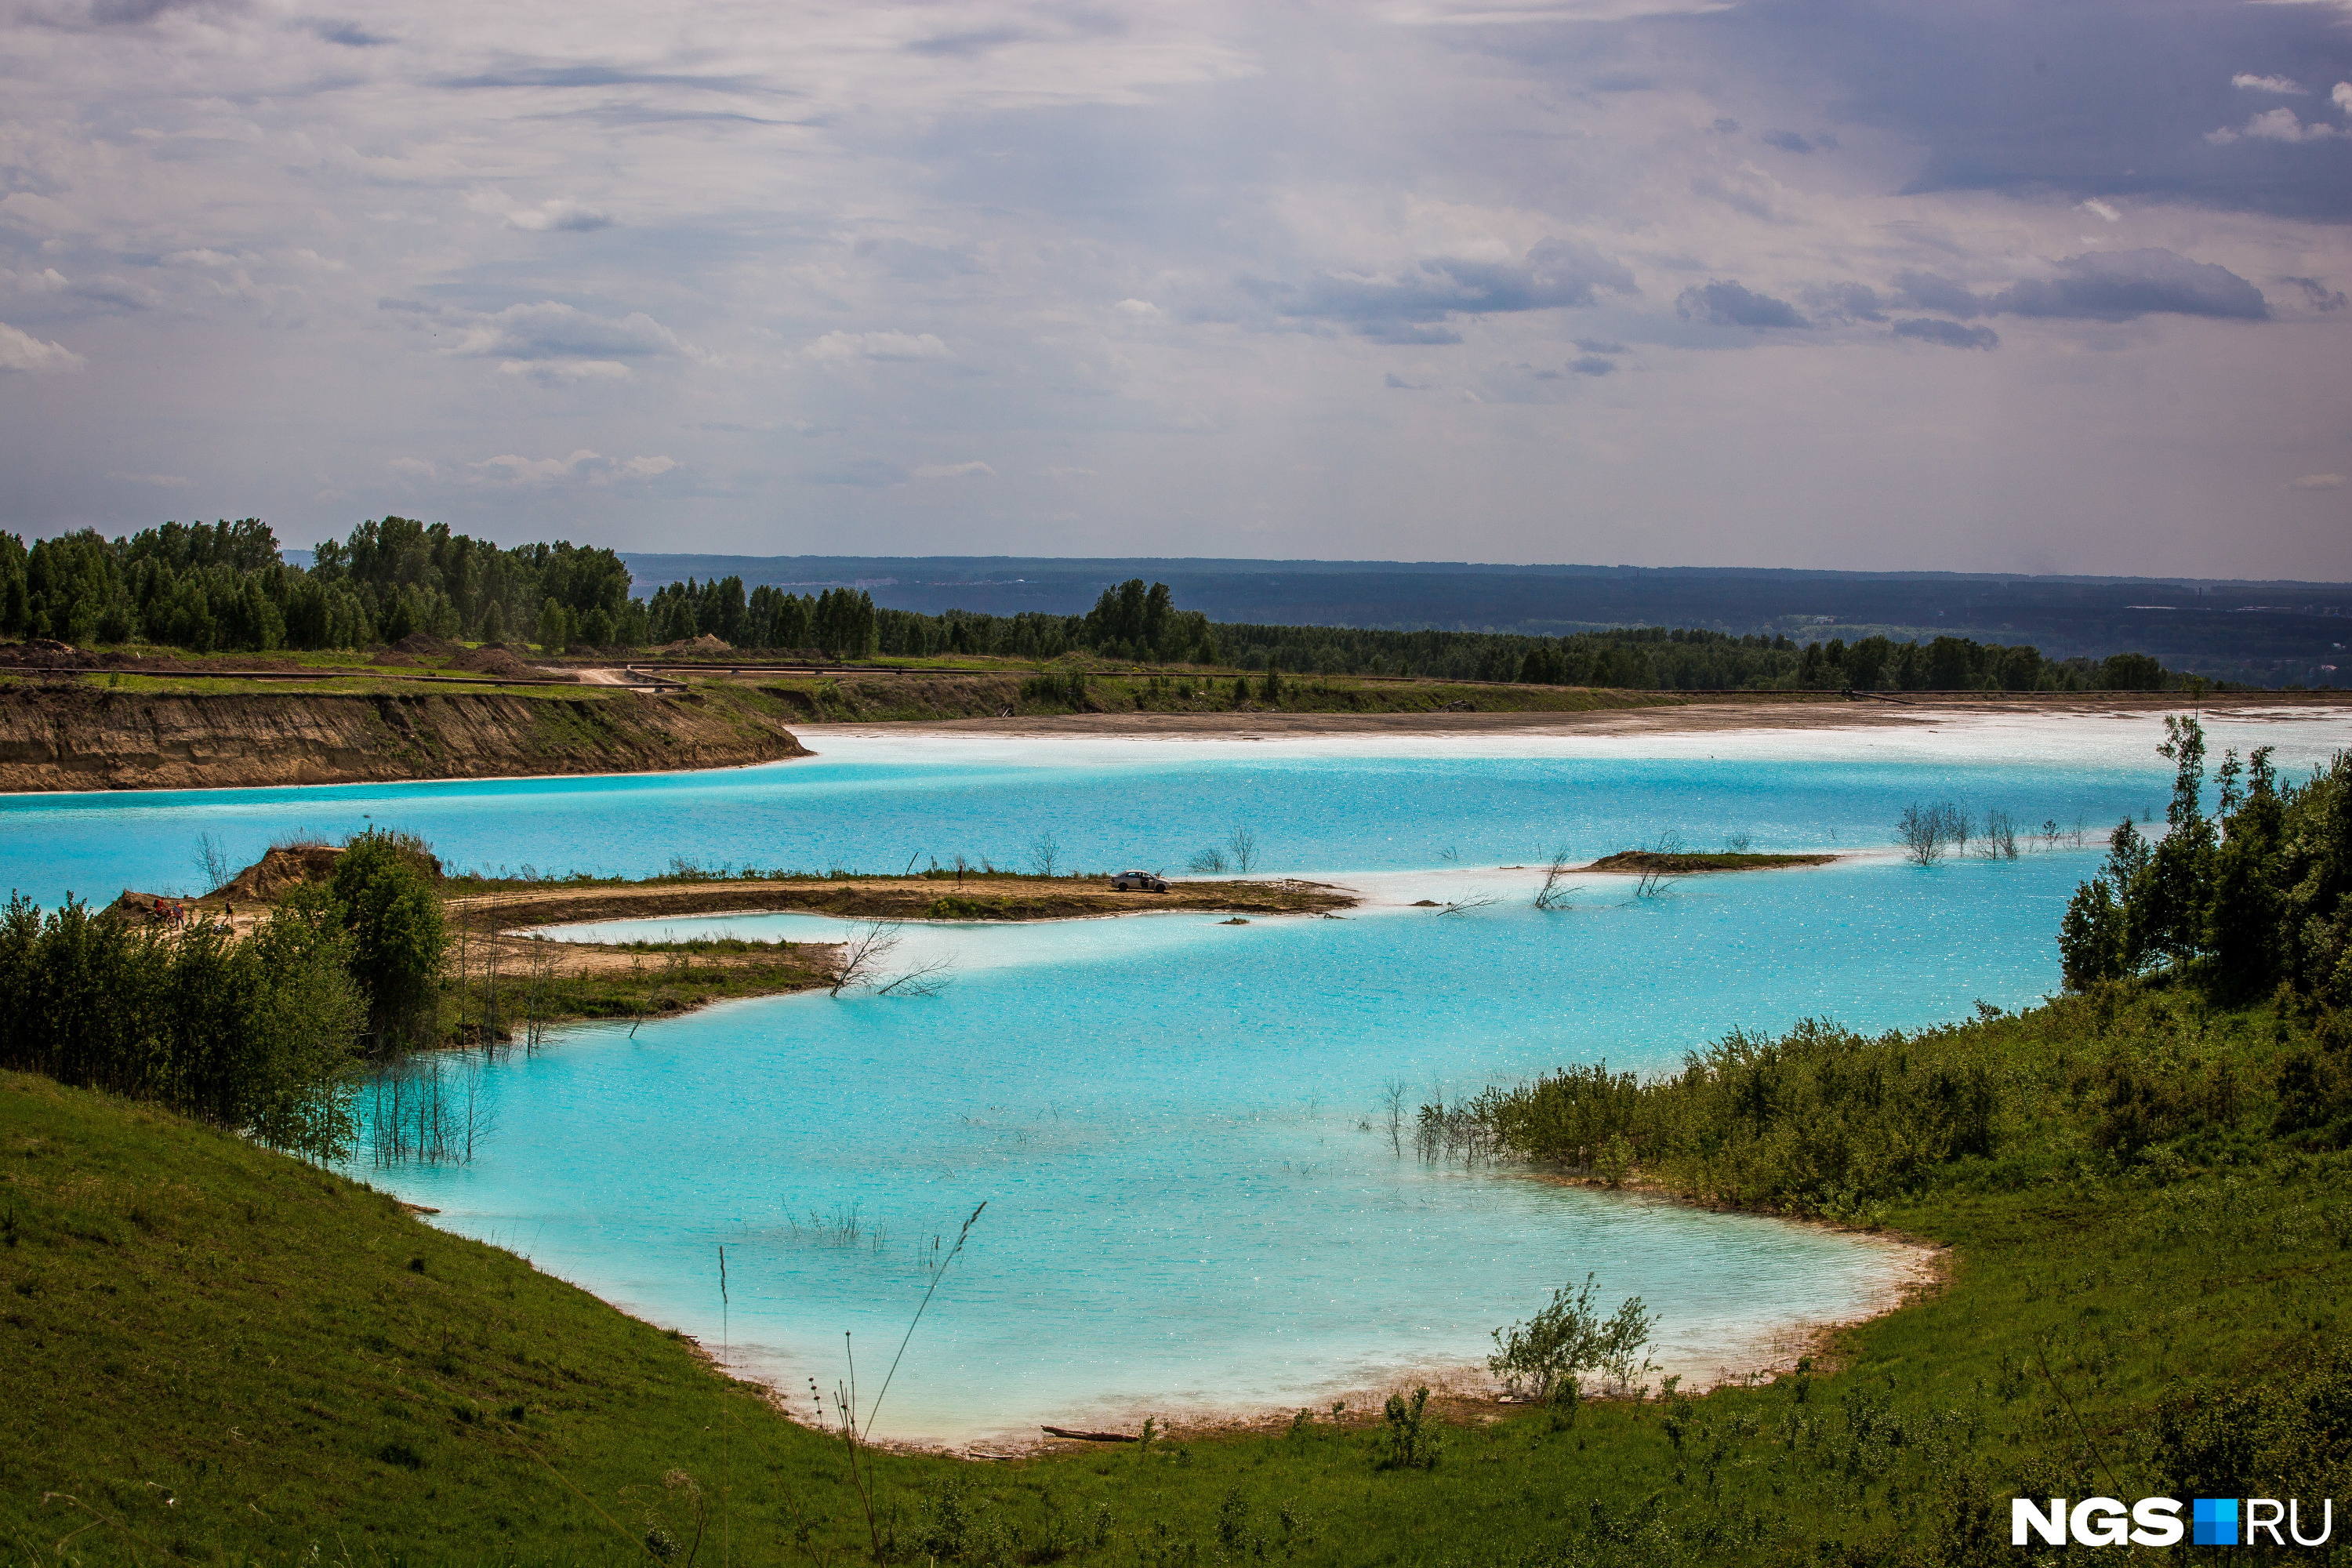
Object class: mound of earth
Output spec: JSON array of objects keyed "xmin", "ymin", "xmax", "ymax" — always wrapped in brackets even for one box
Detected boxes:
[
  {"xmin": 216, "ymin": 843, "xmax": 348, "ymax": 899},
  {"xmin": 447, "ymin": 644, "xmax": 540, "ymax": 680},
  {"xmin": 658, "ymin": 633, "xmax": 732, "ymax": 653},
  {"xmin": 0, "ymin": 639, "xmax": 82, "ymax": 669},
  {"xmin": 393, "ymin": 630, "xmax": 460, "ymax": 656}
]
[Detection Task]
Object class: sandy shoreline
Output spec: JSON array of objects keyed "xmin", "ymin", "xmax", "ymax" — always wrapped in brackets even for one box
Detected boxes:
[
  {"xmin": 795, "ymin": 693, "xmax": 2352, "ymax": 744},
  {"xmin": 723, "ymin": 1210, "xmax": 1947, "ymax": 1458}
]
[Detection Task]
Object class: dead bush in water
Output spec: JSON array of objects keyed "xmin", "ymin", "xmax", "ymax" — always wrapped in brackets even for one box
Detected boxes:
[{"xmin": 1415, "ymin": 1086, "xmax": 1504, "ymax": 1163}]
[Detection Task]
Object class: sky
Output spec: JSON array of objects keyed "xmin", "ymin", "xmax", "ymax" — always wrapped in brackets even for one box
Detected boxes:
[{"xmin": 1, "ymin": 0, "xmax": 2349, "ymax": 577}]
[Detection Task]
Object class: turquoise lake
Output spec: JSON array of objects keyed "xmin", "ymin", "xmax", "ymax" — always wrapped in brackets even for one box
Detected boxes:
[{"xmin": 5, "ymin": 709, "xmax": 2346, "ymax": 1443}]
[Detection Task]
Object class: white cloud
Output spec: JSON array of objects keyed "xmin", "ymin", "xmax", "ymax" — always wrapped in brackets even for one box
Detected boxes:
[
  {"xmin": 464, "ymin": 450, "xmax": 677, "ymax": 487},
  {"xmin": 2292, "ymin": 473, "xmax": 2347, "ymax": 491},
  {"xmin": 2337, "ymin": 82, "xmax": 2352, "ymax": 113},
  {"xmin": 2210, "ymin": 107, "xmax": 2340, "ymax": 144},
  {"xmin": 804, "ymin": 330, "xmax": 951, "ymax": 363},
  {"xmin": 2079, "ymin": 199, "xmax": 2122, "ymax": 223},
  {"xmin": 0, "ymin": 320, "xmax": 84, "ymax": 373},
  {"xmin": 468, "ymin": 451, "xmax": 601, "ymax": 486},
  {"xmin": 450, "ymin": 303, "xmax": 684, "ymax": 361},
  {"xmin": 387, "ymin": 456, "xmax": 438, "ymax": 479},
  {"xmin": 506, "ymin": 199, "xmax": 614, "ymax": 233},
  {"xmin": 913, "ymin": 460, "xmax": 994, "ymax": 478},
  {"xmin": 105, "ymin": 470, "xmax": 192, "ymax": 488},
  {"xmin": 1115, "ymin": 298, "xmax": 1161, "ymax": 314},
  {"xmin": 499, "ymin": 358, "xmax": 632, "ymax": 383},
  {"xmin": 2232, "ymin": 73, "xmax": 2306, "ymax": 94}
]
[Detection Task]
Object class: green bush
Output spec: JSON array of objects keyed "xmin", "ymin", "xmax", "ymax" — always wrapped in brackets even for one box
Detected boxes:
[{"xmin": 0, "ymin": 891, "xmax": 361, "ymax": 1160}]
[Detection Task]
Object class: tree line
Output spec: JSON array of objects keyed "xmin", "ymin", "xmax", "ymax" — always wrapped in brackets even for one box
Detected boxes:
[
  {"xmin": 3, "ymin": 518, "xmax": 2183, "ymax": 690},
  {"xmin": 1, "ymin": 517, "xmax": 633, "ymax": 654},
  {"xmin": 1214, "ymin": 620, "xmax": 2179, "ymax": 691},
  {"xmin": 0, "ymin": 831, "xmax": 448, "ymax": 1163}
]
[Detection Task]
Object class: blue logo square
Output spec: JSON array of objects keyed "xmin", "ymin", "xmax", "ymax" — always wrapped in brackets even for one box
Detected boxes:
[{"xmin": 2193, "ymin": 1497, "xmax": 2239, "ymax": 1547}]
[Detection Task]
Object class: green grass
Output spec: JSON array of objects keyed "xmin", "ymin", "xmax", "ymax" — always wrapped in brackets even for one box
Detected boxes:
[
  {"xmin": 7, "ymin": 983, "xmax": 2351, "ymax": 1565},
  {"xmin": 514, "ymin": 950, "xmax": 833, "ymax": 1024}
]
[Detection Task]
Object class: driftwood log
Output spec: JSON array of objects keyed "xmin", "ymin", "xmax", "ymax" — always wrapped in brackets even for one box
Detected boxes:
[{"xmin": 1040, "ymin": 1425, "xmax": 1138, "ymax": 1443}]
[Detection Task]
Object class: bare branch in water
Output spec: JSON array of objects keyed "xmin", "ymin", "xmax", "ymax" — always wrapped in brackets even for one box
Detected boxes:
[
  {"xmin": 1632, "ymin": 833, "xmax": 1684, "ymax": 899},
  {"xmin": 873, "ymin": 953, "xmax": 956, "ymax": 997},
  {"xmin": 1533, "ymin": 845, "xmax": 1580, "ymax": 911},
  {"xmin": 828, "ymin": 920, "xmax": 902, "ymax": 996}
]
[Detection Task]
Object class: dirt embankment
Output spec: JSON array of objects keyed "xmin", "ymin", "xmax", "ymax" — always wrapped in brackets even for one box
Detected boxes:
[
  {"xmin": 0, "ymin": 686, "xmax": 811, "ymax": 793},
  {"xmin": 1581, "ymin": 851, "xmax": 1838, "ymax": 873},
  {"xmin": 449, "ymin": 875, "xmax": 1355, "ymax": 931}
]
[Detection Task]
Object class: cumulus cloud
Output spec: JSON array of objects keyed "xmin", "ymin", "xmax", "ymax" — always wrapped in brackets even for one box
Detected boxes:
[
  {"xmin": 450, "ymin": 303, "xmax": 685, "ymax": 361},
  {"xmin": 1991, "ymin": 249, "xmax": 2269, "ymax": 322},
  {"xmin": 2292, "ymin": 473, "xmax": 2347, "ymax": 491},
  {"xmin": 1892, "ymin": 318, "xmax": 1998, "ymax": 350},
  {"xmin": 1675, "ymin": 280, "xmax": 1808, "ymax": 329},
  {"xmin": 804, "ymin": 330, "xmax": 951, "ymax": 362},
  {"xmin": 2337, "ymin": 82, "xmax": 2352, "ymax": 113},
  {"xmin": 1806, "ymin": 281, "xmax": 1886, "ymax": 323},
  {"xmin": 506, "ymin": 199, "xmax": 614, "ymax": 233},
  {"xmin": 2284, "ymin": 276, "xmax": 2349, "ymax": 311},
  {"xmin": 1258, "ymin": 239, "xmax": 1636, "ymax": 342},
  {"xmin": 0, "ymin": 0, "xmax": 2343, "ymax": 571},
  {"xmin": 0, "ymin": 320, "xmax": 85, "ymax": 372},
  {"xmin": 2209, "ymin": 108, "xmax": 2340, "ymax": 143},
  {"xmin": 499, "ymin": 358, "xmax": 632, "ymax": 383},
  {"xmin": 464, "ymin": 450, "xmax": 677, "ymax": 487},
  {"xmin": 1893, "ymin": 271, "xmax": 1988, "ymax": 318},
  {"xmin": 913, "ymin": 460, "xmax": 994, "ymax": 478},
  {"xmin": 2233, "ymin": 74, "xmax": 2307, "ymax": 95}
]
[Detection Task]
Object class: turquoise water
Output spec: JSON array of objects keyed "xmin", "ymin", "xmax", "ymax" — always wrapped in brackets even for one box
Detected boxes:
[
  {"xmin": 7, "ymin": 710, "xmax": 2348, "ymax": 1443},
  {"xmin": 5, "ymin": 710, "xmax": 2332, "ymax": 907}
]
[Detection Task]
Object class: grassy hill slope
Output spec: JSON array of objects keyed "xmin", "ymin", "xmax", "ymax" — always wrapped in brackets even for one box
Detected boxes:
[{"xmin": 6, "ymin": 982, "xmax": 2352, "ymax": 1566}]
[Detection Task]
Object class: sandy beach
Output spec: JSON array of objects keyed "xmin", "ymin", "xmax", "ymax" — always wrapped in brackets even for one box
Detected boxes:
[{"xmin": 795, "ymin": 691, "xmax": 2351, "ymax": 744}]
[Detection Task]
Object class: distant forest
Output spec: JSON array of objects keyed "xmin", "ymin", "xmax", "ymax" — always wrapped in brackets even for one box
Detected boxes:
[
  {"xmin": 616, "ymin": 553, "xmax": 2352, "ymax": 689},
  {"xmin": 2, "ymin": 517, "xmax": 2191, "ymax": 691}
]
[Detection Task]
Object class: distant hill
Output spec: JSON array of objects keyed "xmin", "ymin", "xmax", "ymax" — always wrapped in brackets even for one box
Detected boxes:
[{"xmin": 607, "ymin": 557, "xmax": 2352, "ymax": 688}]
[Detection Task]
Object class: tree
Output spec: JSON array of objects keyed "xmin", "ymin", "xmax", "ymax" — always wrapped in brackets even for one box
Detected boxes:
[
  {"xmin": 2059, "ymin": 877, "xmax": 2126, "ymax": 989},
  {"xmin": 538, "ymin": 597, "xmax": 571, "ymax": 652},
  {"xmin": 2136, "ymin": 717, "xmax": 2216, "ymax": 964},
  {"xmin": 328, "ymin": 830, "xmax": 446, "ymax": 1050},
  {"xmin": 238, "ymin": 887, "xmax": 366, "ymax": 1160}
]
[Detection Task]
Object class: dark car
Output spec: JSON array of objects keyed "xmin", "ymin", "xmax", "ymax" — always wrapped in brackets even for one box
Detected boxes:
[{"xmin": 1109, "ymin": 869, "xmax": 1170, "ymax": 892}]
